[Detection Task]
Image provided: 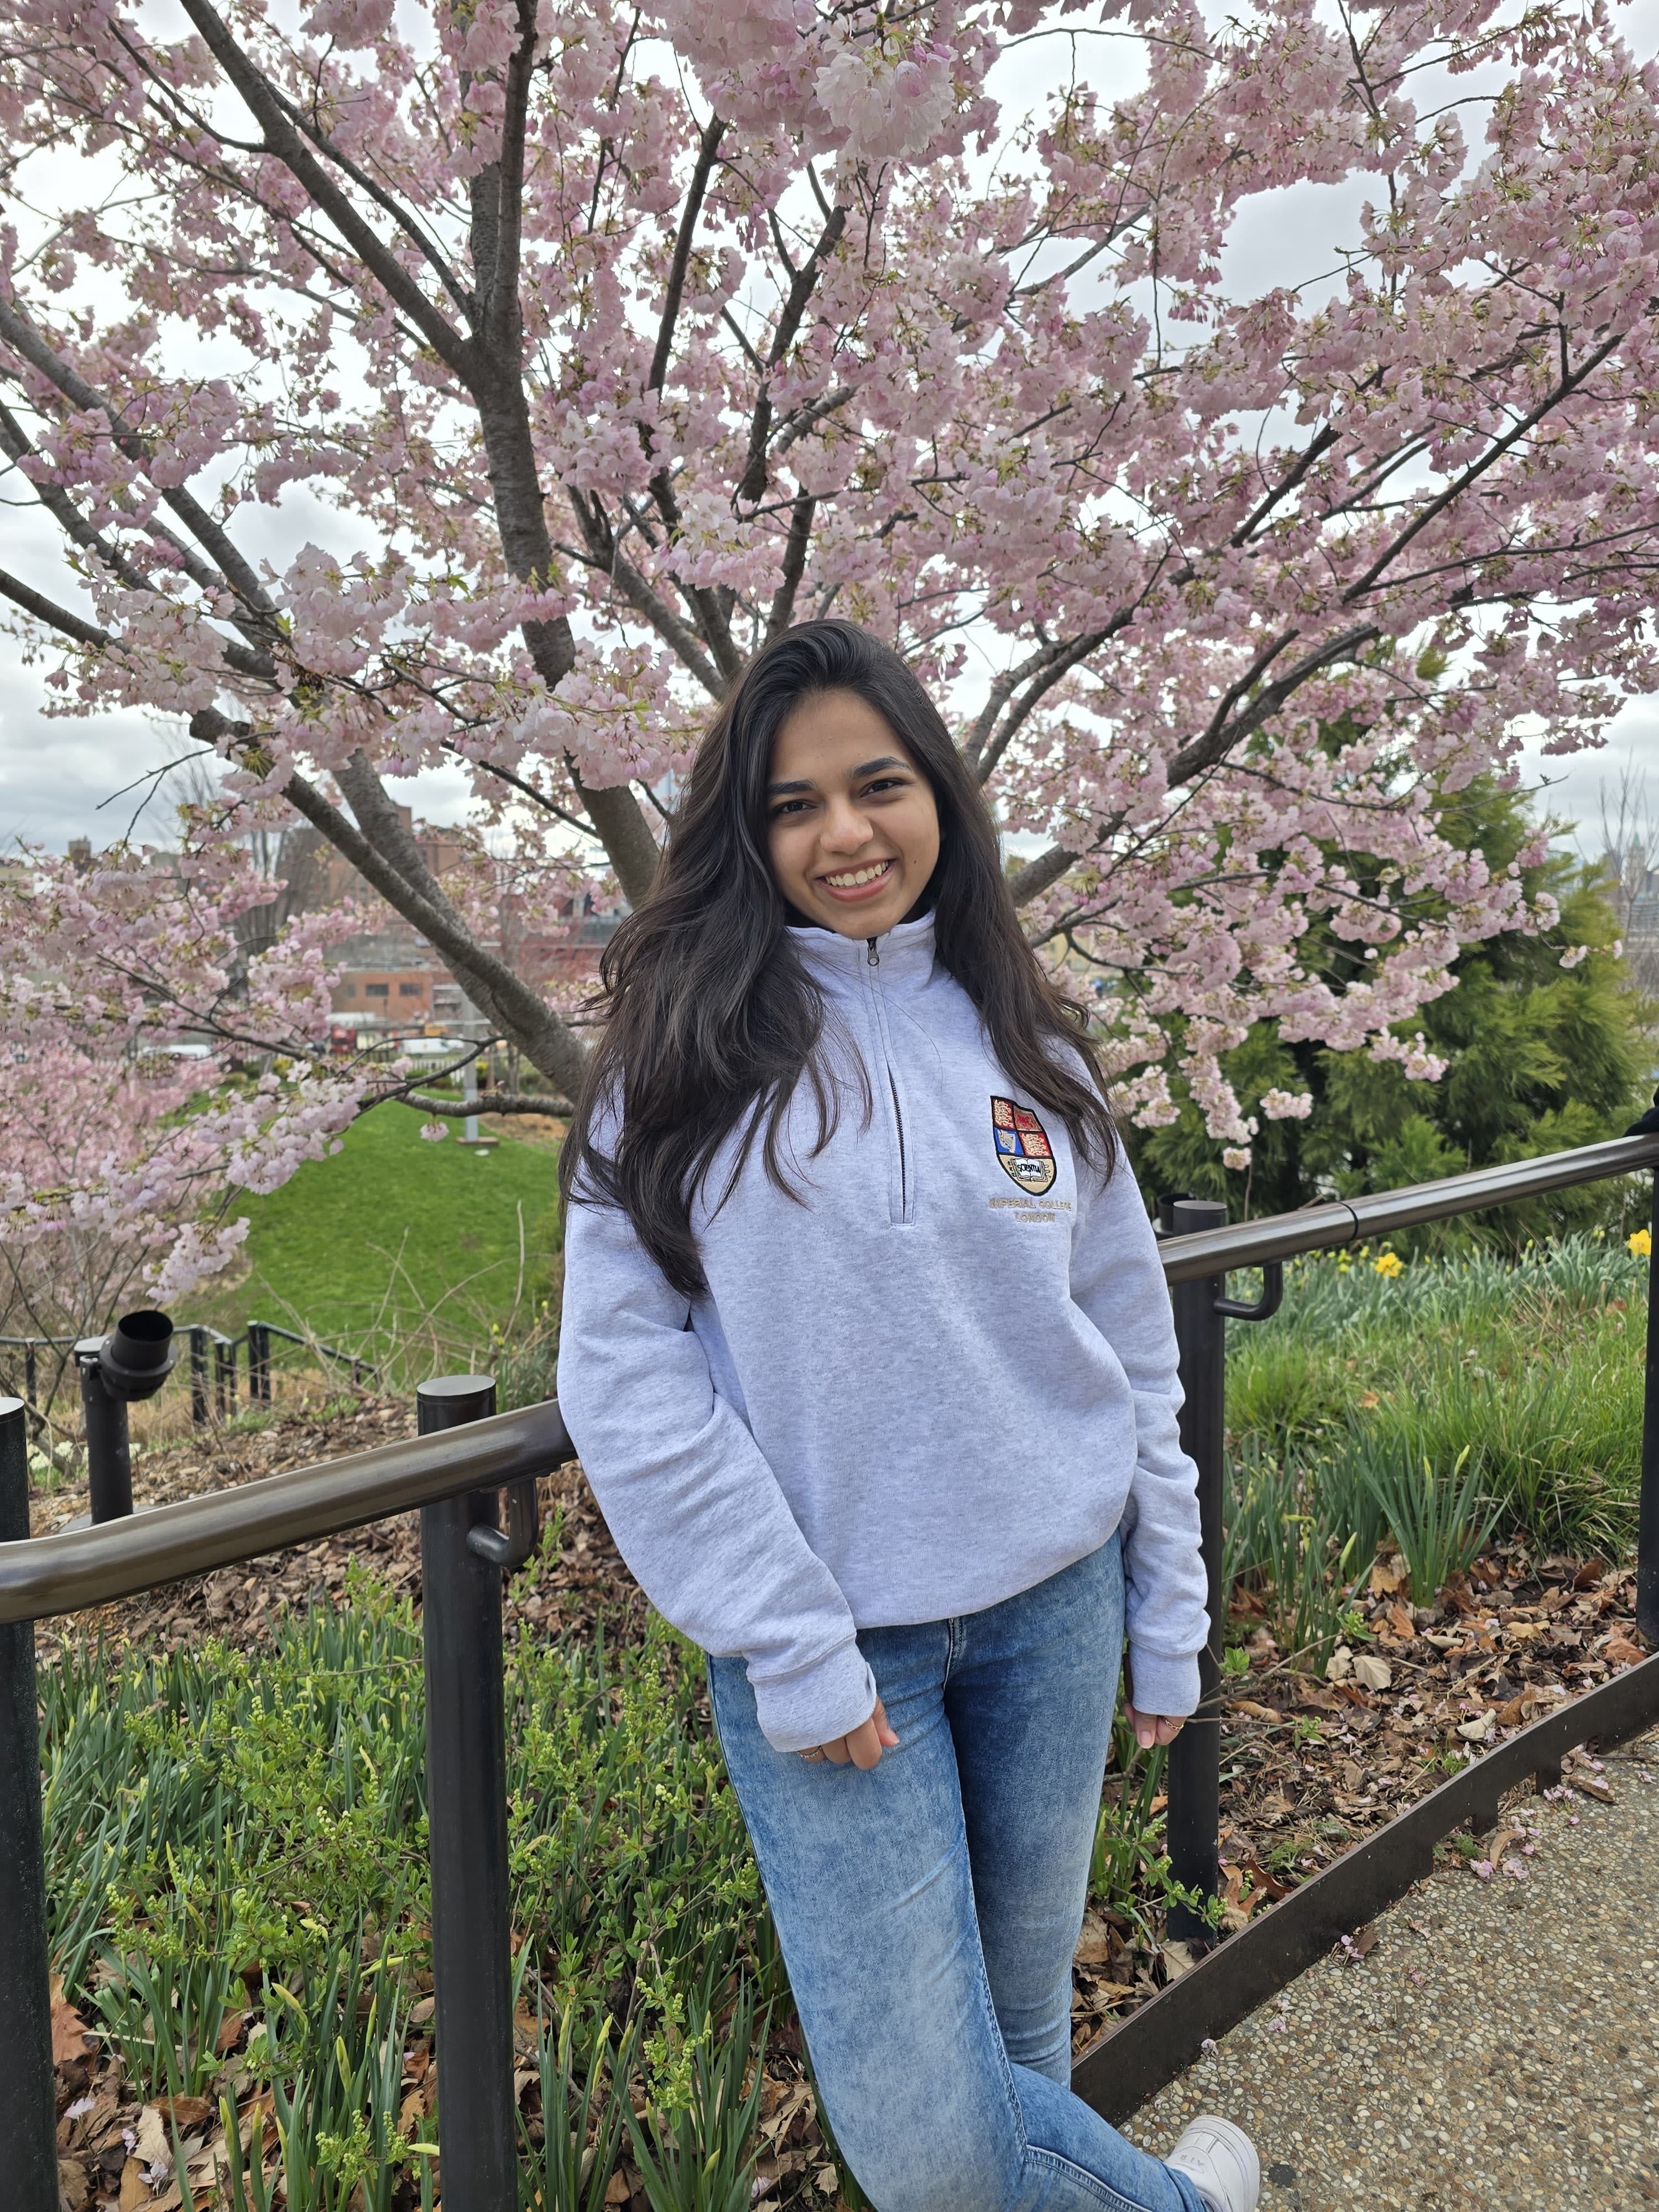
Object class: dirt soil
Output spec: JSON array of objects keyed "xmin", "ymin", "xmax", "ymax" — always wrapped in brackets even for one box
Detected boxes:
[{"xmin": 29, "ymin": 1401, "xmax": 1652, "ymax": 2069}]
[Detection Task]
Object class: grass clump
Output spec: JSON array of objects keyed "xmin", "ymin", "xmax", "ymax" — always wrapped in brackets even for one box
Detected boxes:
[{"xmin": 1225, "ymin": 1230, "xmax": 1648, "ymax": 1582}]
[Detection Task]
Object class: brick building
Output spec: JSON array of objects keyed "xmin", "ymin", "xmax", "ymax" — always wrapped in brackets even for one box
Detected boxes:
[{"xmin": 241, "ymin": 809, "xmax": 618, "ymax": 1038}]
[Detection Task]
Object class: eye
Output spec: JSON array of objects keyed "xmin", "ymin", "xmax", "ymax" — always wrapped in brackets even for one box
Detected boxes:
[
  {"xmin": 769, "ymin": 796, "xmax": 815, "ymax": 820},
  {"xmin": 860, "ymin": 775, "xmax": 909, "ymax": 797}
]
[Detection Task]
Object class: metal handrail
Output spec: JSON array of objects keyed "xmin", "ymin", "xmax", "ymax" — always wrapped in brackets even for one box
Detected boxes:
[
  {"xmin": 1151, "ymin": 1133, "xmax": 1659, "ymax": 1948},
  {"xmin": 0, "ymin": 1396, "xmax": 570, "ymax": 1625},
  {"xmin": 1155, "ymin": 1129, "xmax": 1659, "ymax": 1284}
]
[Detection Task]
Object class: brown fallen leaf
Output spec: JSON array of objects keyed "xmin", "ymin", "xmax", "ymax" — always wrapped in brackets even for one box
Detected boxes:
[
  {"xmin": 1370, "ymin": 1559, "xmax": 1407, "ymax": 1598},
  {"xmin": 1349, "ymin": 1923, "xmax": 1380, "ymax": 1959},
  {"xmin": 215, "ymin": 2011, "xmax": 247, "ymax": 2058},
  {"xmin": 134, "ymin": 2105, "xmax": 173, "ymax": 2176},
  {"xmin": 155, "ymin": 2095, "xmax": 215, "ymax": 2135},
  {"xmin": 118, "ymin": 2159, "xmax": 150, "ymax": 2212},
  {"xmin": 1230, "ymin": 1698, "xmax": 1280, "ymax": 1723},
  {"xmin": 57, "ymin": 2157, "xmax": 90, "ymax": 2211},
  {"xmin": 49, "ymin": 1975, "xmax": 95, "ymax": 2068},
  {"xmin": 1603, "ymin": 1635, "xmax": 1647, "ymax": 1669},
  {"xmin": 1161, "ymin": 1939, "xmax": 1201, "ymax": 1980},
  {"xmin": 1579, "ymin": 1776, "xmax": 1615, "ymax": 1804},
  {"xmin": 1073, "ymin": 1910, "xmax": 1117, "ymax": 1967}
]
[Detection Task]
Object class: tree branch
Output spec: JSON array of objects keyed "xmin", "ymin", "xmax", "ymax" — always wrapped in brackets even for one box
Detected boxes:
[
  {"xmin": 1006, "ymin": 621, "xmax": 1380, "ymax": 907},
  {"xmin": 262, "ymin": 81, "xmax": 472, "ymax": 316},
  {"xmin": 0, "ymin": 294, "xmax": 279, "ymax": 628},
  {"xmin": 173, "ymin": 0, "xmax": 474, "ymax": 384},
  {"xmin": 565, "ymin": 489, "xmax": 725, "ymax": 694},
  {"xmin": 386, "ymin": 1089, "xmax": 573, "ymax": 1119},
  {"xmin": 765, "ymin": 491, "xmax": 817, "ymax": 642},
  {"xmin": 974, "ymin": 627, "xmax": 1114, "ymax": 785},
  {"xmin": 0, "ymin": 566, "xmax": 108, "ymax": 647},
  {"xmin": 188, "ymin": 709, "xmax": 591, "ymax": 1099},
  {"xmin": 649, "ymin": 113, "xmax": 726, "ymax": 398},
  {"xmin": 737, "ymin": 204, "xmax": 847, "ymax": 506},
  {"xmin": 1340, "ymin": 327, "xmax": 1624, "ymax": 604}
]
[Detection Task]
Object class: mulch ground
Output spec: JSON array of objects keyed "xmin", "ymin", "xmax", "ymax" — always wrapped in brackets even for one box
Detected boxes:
[
  {"xmin": 1068, "ymin": 1549, "xmax": 1646, "ymax": 2054},
  {"xmin": 28, "ymin": 1396, "xmax": 649, "ymax": 1666},
  {"xmin": 28, "ymin": 1401, "xmax": 1653, "ymax": 2203}
]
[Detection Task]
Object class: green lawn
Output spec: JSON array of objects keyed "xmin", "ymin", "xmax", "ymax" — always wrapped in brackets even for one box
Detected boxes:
[{"xmin": 200, "ymin": 1104, "xmax": 561, "ymax": 1354}]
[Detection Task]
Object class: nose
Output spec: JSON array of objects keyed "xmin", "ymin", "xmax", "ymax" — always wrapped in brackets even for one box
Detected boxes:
[{"xmin": 820, "ymin": 793, "xmax": 875, "ymax": 852}]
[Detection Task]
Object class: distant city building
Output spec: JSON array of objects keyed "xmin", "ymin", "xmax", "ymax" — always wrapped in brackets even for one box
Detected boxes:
[
  {"xmin": 1595, "ymin": 845, "xmax": 1659, "ymax": 1004},
  {"xmin": 235, "ymin": 810, "xmax": 620, "ymax": 1037}
]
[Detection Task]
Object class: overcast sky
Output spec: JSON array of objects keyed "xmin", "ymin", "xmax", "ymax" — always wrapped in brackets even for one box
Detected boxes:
[{"xmin": 3, "ymin": 2, "xmax": 1655, "ymax": 863}]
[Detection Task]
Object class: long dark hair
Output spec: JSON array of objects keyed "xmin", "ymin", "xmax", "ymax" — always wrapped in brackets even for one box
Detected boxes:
[{"xmin": 560, "ymin": 620, "xmax": 1117, "ymax": 1297}]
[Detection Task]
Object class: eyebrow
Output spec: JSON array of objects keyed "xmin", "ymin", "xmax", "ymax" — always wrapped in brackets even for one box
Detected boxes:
[{"xmin": 765, "ymin": 754, "xmax": 909, "ymax": 797}]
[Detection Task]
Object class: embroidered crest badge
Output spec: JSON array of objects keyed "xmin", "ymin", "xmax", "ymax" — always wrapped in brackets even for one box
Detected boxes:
[{"xmin": 991, "ymin": 1095, "xmax": 1056, "ymax": 1195}]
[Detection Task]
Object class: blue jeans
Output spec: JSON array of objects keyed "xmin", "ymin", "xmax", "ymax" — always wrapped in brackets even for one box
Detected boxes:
[{"xmin": 707, "ymin": 1535, "xmax": 1205, "ymax": 2212}]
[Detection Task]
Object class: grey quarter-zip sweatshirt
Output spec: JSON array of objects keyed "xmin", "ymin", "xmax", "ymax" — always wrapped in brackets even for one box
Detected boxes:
[{"xmin": 557, "ymin": 914, "xmax": 1209, "ymax": 1754}]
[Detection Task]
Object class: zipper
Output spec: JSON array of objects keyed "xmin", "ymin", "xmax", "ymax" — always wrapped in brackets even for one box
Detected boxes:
[
  {"xmin": 888, "ymin": 1072, "xmax": 908, "ymax": 1216},
  {"xmin": 859, "ymin": 941, "xmax": 914, "ymax": 1226}
]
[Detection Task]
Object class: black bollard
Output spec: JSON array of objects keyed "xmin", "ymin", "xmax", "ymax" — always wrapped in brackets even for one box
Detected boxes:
[
  {"xmin": 76, "ymin": 1339, "xmax": 132, "ymax": 1524},
  {"xmin": 418, "ymin": 1375, "xmax": 517, "ymax": 2212},
  {"xmin": 0, "ymin": 1395, "xmax": 59, "ymax": 2212},
  {"xmin": 77, "ymin": 1311, "xmax": 178, "ymax": 1524}
]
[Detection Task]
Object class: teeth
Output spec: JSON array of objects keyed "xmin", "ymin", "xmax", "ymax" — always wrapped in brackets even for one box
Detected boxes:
[{"xmin": 823, "ymin": 862, "xmax": 891, "ymax": 888}]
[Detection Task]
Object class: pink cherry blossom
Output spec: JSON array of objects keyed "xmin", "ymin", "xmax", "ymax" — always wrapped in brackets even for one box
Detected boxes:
[{"xmin": 0, "ymin": 0, "xmax": 1649, "ymax": 1275}]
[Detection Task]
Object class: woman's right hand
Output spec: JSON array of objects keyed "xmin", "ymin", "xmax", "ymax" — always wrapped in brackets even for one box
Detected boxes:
[{"xmin": 805, "ymin": 1697, "xmax": 899, "ymax": 1770}]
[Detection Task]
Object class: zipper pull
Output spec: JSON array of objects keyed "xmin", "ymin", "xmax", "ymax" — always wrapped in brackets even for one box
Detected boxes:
[{"xmin": 867, "ymin": 937, "xmax": 879, "ymax": 967}]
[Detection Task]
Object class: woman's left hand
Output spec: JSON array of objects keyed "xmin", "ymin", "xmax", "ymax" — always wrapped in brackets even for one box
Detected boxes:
[{"xmin": 1125, "ymin": 1705, "xmax": 1185, "ymax": 1751}]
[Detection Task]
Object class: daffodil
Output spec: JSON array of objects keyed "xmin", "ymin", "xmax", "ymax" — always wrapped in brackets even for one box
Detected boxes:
[
  {"xmin": 1374, "ymin": 1250, "xmax": 1405, "ymax": 1279},
  {"xmin": 1629, "ymin": 1228, "xmax": 1651, "ymax": 1259}
]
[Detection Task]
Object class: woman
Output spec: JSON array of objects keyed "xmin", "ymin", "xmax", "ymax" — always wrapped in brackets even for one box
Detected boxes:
[{"xmin": 557, "ymin": 620, "xmax": 1261, "ymax": 2212}]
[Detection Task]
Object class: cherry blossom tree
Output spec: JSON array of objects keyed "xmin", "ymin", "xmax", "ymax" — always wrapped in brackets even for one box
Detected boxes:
[{"xmin": 0, "ymin": 0, "xmax": 1656, "ymax": 1264}]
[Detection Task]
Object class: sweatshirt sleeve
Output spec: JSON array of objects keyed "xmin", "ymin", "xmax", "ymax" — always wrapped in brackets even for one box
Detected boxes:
[
  {"xmin": 1068, "ymin": 1147, "xmax": 1209, "ymax": 1719},
  {"xmin": 555, "ymin": 1180, "xmax": 878, "ymax": 1755}
]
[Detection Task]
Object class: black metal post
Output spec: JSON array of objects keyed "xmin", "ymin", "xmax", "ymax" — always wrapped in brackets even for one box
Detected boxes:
[
  {"xmin": 24, "ymin": 1342, "xmax": 35, "ymax": 1407},
  {"xmin": 76, "ymin": 1339, "xmax": 133, "ymax": 1524},
  {"xmin": 248, "ymin": 1323, "xmax": 272, "ymax": 1405},
  {"xmin": 189, "ymin": 1326, "xmax": 209, "ymax": 1427},
  {"xmin": 1639, "ymin": 1174, "xmax": 1659, "ymax": 1646},
  {"xmin": 1164, "ymin": 1197, "xmax": 1228, "ymax": 1943},
  {"xmin": 418, "ymin": 1375, "xmax": 515, "ymax": 2212},
  {"xmin": 0, "ymin": 1395, "xmax": 59, "ymax": 2212},
  {"xmin": 215, "ymin": 1338, "xmax": 235, "ymax": 1421}
]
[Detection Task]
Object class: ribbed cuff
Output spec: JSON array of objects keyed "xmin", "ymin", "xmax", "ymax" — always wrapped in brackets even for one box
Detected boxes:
[
  {"xmin": 750, "ymin": 1640, "xmax": 879, "ymax": 1755},
  {"xmin": 1126, "ymin": 1642, "xmax": 1201, "ymax": 1721}
]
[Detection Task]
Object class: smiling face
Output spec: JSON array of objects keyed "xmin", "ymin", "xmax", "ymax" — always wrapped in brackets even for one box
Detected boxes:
[{"xmin": 765, "ymin": 688, "xmax": 942, "ymax": 938}]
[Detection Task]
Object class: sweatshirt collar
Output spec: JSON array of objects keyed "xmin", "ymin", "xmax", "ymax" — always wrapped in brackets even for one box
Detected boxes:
[{"xmin": 788, "ymin": 912, "xmax": 938, "ymax": 988}]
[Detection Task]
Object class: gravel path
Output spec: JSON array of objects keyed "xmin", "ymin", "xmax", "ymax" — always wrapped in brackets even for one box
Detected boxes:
[{"xmin": 1122, "ymin": 1726, "xmax": 1659, "ymax": 2211}]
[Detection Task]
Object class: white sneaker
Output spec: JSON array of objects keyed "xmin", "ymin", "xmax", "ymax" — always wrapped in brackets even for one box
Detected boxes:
[{"xmin": 1165, "ymin": 2114, "xmax": 1261, "ymax": 2212}]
